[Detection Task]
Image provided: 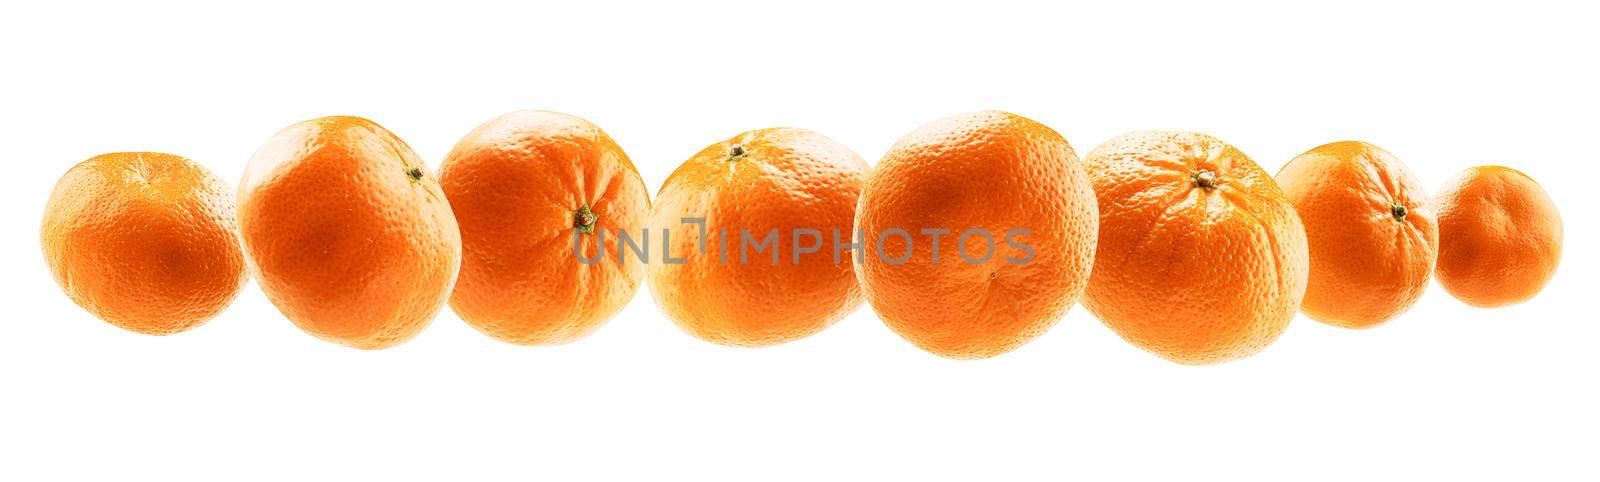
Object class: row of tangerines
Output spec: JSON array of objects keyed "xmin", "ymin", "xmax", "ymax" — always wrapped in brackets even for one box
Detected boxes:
[{"xmin": 41, "ymin": 111, "xmax": 1562, "ymax": 364}]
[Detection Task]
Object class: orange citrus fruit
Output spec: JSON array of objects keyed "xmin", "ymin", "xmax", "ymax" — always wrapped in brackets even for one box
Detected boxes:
[
  {"xmin": 438, "ymin": 110, "xmax": 650, "ymax": 345},
  {"xmin": 238, "ymin": 116, "xmax": 461, "ymax": 350},
  {"xmin": 1275, "ymin": 141, "xmax": 1438, "ymax": 328},
  {"xmin": 1433, "ymin": 165, "xmax": 1562, "ymax": 307},
  {"xmin": 647, "ymin": 128, "xmax": 868, "ymax": 347},
  {"xmin": 854, "ymin": 111, "xmax": 1098, "ymax": 359},
  {"xmin": 1081, "ymin": 131, "xmax": 1308, "ymax": 365},
  {"xmin": 42, "ymin": 152, "xmax": 249, "ymax": 335}
]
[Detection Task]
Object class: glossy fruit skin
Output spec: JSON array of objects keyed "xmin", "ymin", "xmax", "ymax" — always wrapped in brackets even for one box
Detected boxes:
[
  {"xmin": 238, "ymin": 116, "xmax": 461, "ymax": 350},
  {"xmin": 1276, "ymin": 141, "xmax": 1438, "ymax": 329},
  {"xmin": 855, "ymin": 111, "xmax": 1098, "ymax": 359},
  {"xmin": 42, "ymin": 152, "xmax": 249, "ymax": 335},
  {"xmin": 647, "ymin": 128, "xmax": 868, "ymax": 347},
  {"xmin": 1433, "ymin": 166, "xmax": 1562, "ymax": 307},
  {"xmin": 1081, "ymin": 131, "xmax": 1308, "ymax": 365},
  {"xmin": 438, "ymin": 111, "xmax": 649, "ymax": 345}
]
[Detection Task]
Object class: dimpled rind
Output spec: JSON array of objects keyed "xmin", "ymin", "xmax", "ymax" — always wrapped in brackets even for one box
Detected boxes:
[
  {"xmin": 41, "ymin": 152, "xmax": 249, "ymax": 335},
  {"xmin": 854, "ymin": 111, "xmax": 1099, "ymax": 359},
  {"xmin": 238, "ymin": 116, "xmax": 462, "ymax": 350},
  {"xmin": 1276, "ymin": 141, "xmax": 1438, "ymax": 329},
  {"xmin": 647, "ymin": 128, "xmax": 869, "ymax": 347},
  {"xmin": 1433, "ymin": 166, "xmax": 1562, "ymax": 307},
  {"xmin": 438, "ymin": 110, "xmax": 650, "ymax": 345},
  {"xmin": 1081, "ymin": 131, "xmax": 1309, "ymax": 365}
]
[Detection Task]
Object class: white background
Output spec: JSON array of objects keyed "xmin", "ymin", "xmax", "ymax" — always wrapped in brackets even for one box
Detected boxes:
[{"xmin": 2, "ymin": 1, "xmax": 1594, "ymax": 480}]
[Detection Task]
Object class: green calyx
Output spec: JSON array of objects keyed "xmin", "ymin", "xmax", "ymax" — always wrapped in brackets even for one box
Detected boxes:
[{"xmin": 573, "ymin": 205, "xmax": 597, "ymax": 234}]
